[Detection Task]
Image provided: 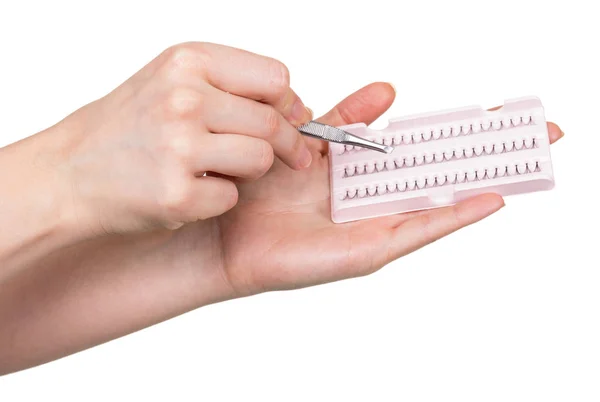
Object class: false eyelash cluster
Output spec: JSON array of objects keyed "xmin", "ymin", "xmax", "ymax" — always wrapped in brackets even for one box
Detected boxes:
[
  {"xmin": 340, "ymin": 160, "xmax": 541, "ymax": 200},
  {"xmin": 342, "ymin": 137, "xmax": 538, "ymax": 178},
  {"xmin": 340, "ymin": 112, "xmax": 538, "ymax": 154}
]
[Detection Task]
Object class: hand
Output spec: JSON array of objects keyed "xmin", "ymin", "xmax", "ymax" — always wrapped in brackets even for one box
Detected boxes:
[
  {"xmin": 210, "ymin": 83, "xmax": 564, "ymax": 295},
  {"xmin": 58, "ymin": 42, "xmax": 313, "ymax": 235},
  {"xmin": 0, "ymin": 81, "xmax": 564, "ymax": 375}
]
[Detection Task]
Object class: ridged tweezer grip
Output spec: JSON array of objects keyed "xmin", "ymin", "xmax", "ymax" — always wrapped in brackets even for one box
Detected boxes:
[
  {"xmin": 298, "ymin": 121, "xmax": 394, "ymax": 154},
  {"xmin": 297, "ymin": 121, "xmax": 348, "ymax": 142}
]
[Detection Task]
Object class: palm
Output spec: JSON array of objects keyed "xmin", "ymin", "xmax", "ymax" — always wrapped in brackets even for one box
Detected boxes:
[
  {"xmin": 180, "ymin": 82, "xmax": 559, "ymax": 298},
  {"xmin": 210, "ymin": 82, "xmax": 533, "ymax": 296},
  {"xmin": 216, "ymin": 148, "xmax": 397, "ymax": 295}
]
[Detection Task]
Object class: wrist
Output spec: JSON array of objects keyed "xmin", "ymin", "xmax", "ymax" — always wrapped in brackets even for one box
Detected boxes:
[{"xmin": 0, "ymin": 123, "xmax": 94, "ymax": 272}]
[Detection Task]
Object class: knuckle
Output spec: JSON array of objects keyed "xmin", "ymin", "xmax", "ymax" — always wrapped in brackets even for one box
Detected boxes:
[
  {"xmin": 221, "ymin": 181, "xmax": 239, "ymax": 211},
  {"xmin": 160, "ymin": 182, "xmax": 194, "ymax": 219},
  {"xmin": 197, "ymin": 180, "xmax": 238, "ymax": 219},
  {"xmin": 449, "ymin": 204, "xmax": 465, "ymax": 228},
  {"xmin": 161, "ymin": 43, "xmax": 195, "ymax": 74},
  {"xmin": 267, "ymin": 58, "xmax": 290, "ymax": 96},
  {"xmin": 251, "ymin": 140, "xmax": 274, "ymax": 176},
  {"xmin": 264, "ymin": 107, "xmax": 281, "ymax": 138},
  {"xmin": 163, "ymin": 87, "xmax": 204, "ymax": 120},
  {"xmin": 164, "ymin": 131, "xmax": 194, "ymax": 164},
  {"xmin": 160, "ymin": 42, "xmax": 211, "ymax": 79},
  {"xmin": 417, "ymin": 213, "xmax": 434, "ymax": 241},
  {"xmin": 290, "ymin": 132, "xmax": 305, "ymax": 155}
]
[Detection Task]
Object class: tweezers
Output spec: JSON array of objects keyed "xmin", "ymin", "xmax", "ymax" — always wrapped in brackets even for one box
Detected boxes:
[{"xmin": 297, "ymin": 121, "xmax": 394, "ymax": 154}]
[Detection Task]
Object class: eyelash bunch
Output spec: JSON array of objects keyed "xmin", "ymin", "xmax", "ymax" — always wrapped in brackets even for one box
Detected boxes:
[
  {"xmin": 340, "ymin": 112, "xmax": 538, "ymax": 154},
  {"xmin": 341, "ymin": 137, "xmax": 538, "ymax": 178},
  {"xmin": 339, "ymin": 160, "xmax": 542, "ymax": 200}
]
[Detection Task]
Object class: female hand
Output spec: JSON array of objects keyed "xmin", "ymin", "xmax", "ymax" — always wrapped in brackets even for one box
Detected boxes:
[
  {"xmin": 213, "ymin": 83, "xmax": 564, "ymax": 295},
  {"xmin": 0, "ymin": 72, "xmax": 565, "ymax": 377},
  {"xmin": 57, "ymin": 42, "xmax": 313, "ymax": 235}
]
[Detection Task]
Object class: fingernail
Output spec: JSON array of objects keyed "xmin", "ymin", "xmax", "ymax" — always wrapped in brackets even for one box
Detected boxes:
[
  {"xmin": 494, "ymin": 198, "xmax": 506, "ymax": 213},
  {"xmin": 291, "ymin": 98, "xmax": 311, "ymax": 125},
  {"xmin": 298, "ymin": 146, "xmax": 312, "ymax": 169},
  {"xmin": 306, "ymin": 106, "xmax": 314, "ymax": 119},
  {"xmin": 550, "ymin": 128, "xmax": 564, "ymax": 143},
  {"xmin": 388, "ymin": 82, "xmax": 396, "ymax": 93}
]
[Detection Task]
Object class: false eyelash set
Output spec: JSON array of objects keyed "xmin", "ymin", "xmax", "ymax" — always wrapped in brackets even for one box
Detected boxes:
[{"xmin": 327, "ymin": 96, "xmax": 556, "ymax": 223}]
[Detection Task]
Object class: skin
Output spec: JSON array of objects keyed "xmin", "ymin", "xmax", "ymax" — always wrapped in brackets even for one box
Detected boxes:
[{"xmin": 0, "ymin": 42, "xmax": 564, "ymax": 375}]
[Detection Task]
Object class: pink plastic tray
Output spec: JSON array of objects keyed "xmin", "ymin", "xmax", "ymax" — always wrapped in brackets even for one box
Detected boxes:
[{"xmin": 328, "ymin": 96, "xmax": 555, "ymax": 223}]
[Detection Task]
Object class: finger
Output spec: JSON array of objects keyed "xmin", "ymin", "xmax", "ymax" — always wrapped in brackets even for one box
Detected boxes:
[
  {"xmin": 189, "ymin": 175, "xmax": 239, "ymax": 221},
  {"xmin": 196, "ymin": 134, "xmax": 274, "ymax": 180},
  {"xmin": 382, "ymin": 193, "xmax": 505, "ymax": 263},
  {"xmin": 162, "ymin": 42, "xmax": 312, "ymax": 126},
  {"xmin": 318, "ymin": 82, "xmax": 397, "ymax": 127},
  {"xmin": 547, "ymin": 122, "xmax": 564, "ymax": 144},
  {"xmin": 312, "ymin": 82, "xmax": 396, "ymax": 154},
  {"xmin": 203, "ymin": 87, "xmax": 312, "ymax": 170}
]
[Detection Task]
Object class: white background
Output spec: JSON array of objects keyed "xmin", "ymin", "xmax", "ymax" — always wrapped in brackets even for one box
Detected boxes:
[{"xmin": 0, "ymin": 1, "xmax": 598, "ymax": 400}]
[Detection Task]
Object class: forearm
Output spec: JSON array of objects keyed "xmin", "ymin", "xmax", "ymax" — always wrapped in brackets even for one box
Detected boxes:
[
  {"xmin": 0, "ymin": 123, "xmax": 93, "ymax": 279},
  {"xmin": 0, "ymin": 221, "xmax": 234, "ymax": 375}
]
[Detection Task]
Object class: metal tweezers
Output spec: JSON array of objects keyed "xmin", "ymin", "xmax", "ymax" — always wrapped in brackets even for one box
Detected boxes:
[{"xmin": 297, "ymin": 121, "xmax": 394, "ymax": 154}]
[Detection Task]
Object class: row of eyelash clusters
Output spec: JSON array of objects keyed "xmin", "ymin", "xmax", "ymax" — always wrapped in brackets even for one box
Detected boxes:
[
  {"xmin": 339, "ymin": 111, "xmax": 540, "ymax": 154},
  {"xmin": 339, "ymin": 160, "xmax": 541, "ymax": 200},
  {"xmin": 342, "ymin": 136, "xmax": 538, "ymax": 178},
  {"xmin": 328, "ymin": 96, "xmax": 556, "ymax": 223}
]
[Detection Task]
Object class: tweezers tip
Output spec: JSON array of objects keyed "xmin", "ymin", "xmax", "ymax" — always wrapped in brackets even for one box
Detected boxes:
[{"xmin": 383, "ymin": 146, "xmax": 394, "ymax": 154}]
